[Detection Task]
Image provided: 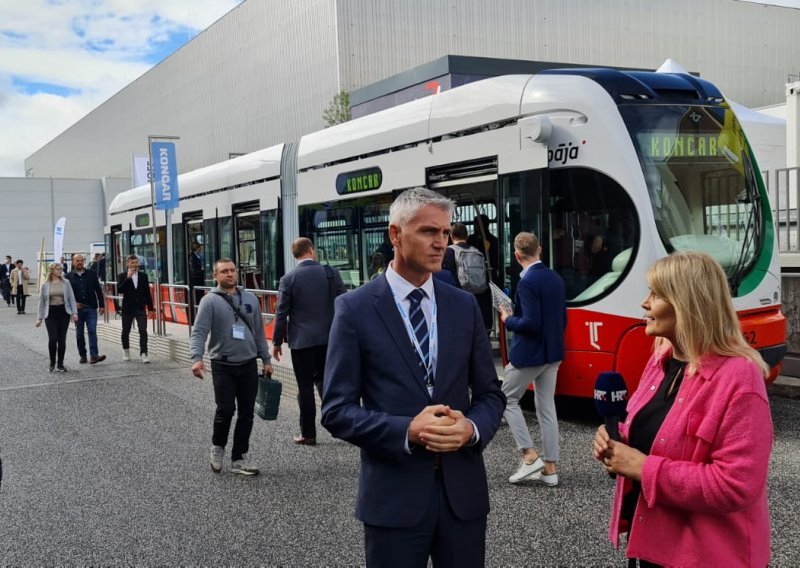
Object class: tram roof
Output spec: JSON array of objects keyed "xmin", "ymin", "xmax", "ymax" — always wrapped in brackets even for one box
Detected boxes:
[{"xmin": 108, "ymin": 145, "xmax": 283, "ymax": 214}]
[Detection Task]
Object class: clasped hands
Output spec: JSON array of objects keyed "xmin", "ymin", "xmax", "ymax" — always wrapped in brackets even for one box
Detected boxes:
[
  {"xmin": 592, "ymin": 424, "xmax": 646, "ymax": 481},
  {"xmin": 408, "ymin": 404, "xmax": 474, "ymax": 453}
]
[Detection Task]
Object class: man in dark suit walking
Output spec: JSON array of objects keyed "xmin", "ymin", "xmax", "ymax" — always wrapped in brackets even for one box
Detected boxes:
[
  {"xmin": 322, "ymin": 188, "xmax": 505, "ymax": 568},
  {"xmin": 117, "ymin": 254, "xmax": 155, "ymax": 363},
  {"xmin": 500, "ymin": 232, "xmax": 567, "ymax": 487},
  {"xmin": 0, "ymin": 255, "xmax": 12, "ymax": 306},
  {"xmin": 272, "ymin": 237, "xmax": 345, "ymax": 445}
]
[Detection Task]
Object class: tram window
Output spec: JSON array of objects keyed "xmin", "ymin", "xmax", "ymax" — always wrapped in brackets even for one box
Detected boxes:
[
  {"xmin": 548, "ymin": 168, "xmax": 638, "ymax": 303},
  {"xmin": 219, "ymin": 217, "xmax": 234, "ymax": 263},
  {"xmin": 172, "ymin": 224, "xmax": 186, "ymax": 284},
  {"xmin": 300, "ymin": 201, "xmax": 361, "ymax": 289},
  {"xmin": 204, "ymin": 220, "xmax": 219, "ymax": 284},
  {"xmin": 502, "ymin": 168, "xmax": 638, "ymax": 303},
  {"xmin": 261, "ymin": 210, "xmax": 282, "ymax": 290},
  {"xmin": 361, "ymin": 200, "xmax": 393, "ymax": 280}
]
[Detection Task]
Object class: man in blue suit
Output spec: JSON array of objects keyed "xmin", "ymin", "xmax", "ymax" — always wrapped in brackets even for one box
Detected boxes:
[
  {"xmin": 272, "ymin": 237, "xmax": 346, "ymax": 445},
  {"xmin": 501, "ymin": 232, "xmax": 567, "ymax": 487},
  {"xmin": 322, "ymin": 188, "xmax": 505, "ymax": 568}
]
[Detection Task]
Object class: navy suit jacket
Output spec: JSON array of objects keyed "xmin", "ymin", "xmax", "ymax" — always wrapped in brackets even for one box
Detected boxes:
[
  {"xmin": 321, "ymin": 274, "xmax": 505, "ymax": 528},
  {"xmin": 505, "ymin": 263, "xmax": 567, "ymax": 368},
  {"xmin": 272, "ymin": 260, "xmax": 346, "ymax": 350}
]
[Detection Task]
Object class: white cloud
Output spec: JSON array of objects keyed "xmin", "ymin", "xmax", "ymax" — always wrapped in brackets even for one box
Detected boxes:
[{"xmin": 0, "ymin": 0, "xmax": 242, "ymax": 177}]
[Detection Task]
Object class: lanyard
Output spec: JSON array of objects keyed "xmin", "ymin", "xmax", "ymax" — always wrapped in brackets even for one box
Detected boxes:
[
  {"xmin": 220, "ymin": 289, "xmax": 243, "ymax": 322},
  {"xmin": 391, "ymin": 288, "xmax": 438, "ymax": 395}
]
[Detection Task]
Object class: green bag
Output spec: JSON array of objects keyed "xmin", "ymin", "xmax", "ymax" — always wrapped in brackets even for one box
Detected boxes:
[{"xmin": 255, "ymin": 373, "xmax": 282, "ymax": 421}]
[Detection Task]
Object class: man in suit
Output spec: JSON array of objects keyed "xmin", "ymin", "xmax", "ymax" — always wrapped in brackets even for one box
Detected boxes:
[
  {"xmin": 66, "ymin": 254, "xmax": 106, "ymax": 364},
  {"xmin": 0, "ymin": 255, "xmax": 13, "ymax": 306},
  {"xmin": 117, "ymin": 254, "xmax": 155, "ymax": 363},
  {"xmin": 272, "ymin": 237, "xmax": 345, "ymax": 445},
  {"xmin": 322, "ymin": 187, "xmax": 506, "ymax": 568},
  {"xmin": 189, "ymin": 242, "xmax": 205, "ymax": 312},
  {"xmin": 500, "ymin": 232, "xmax": 567, "ymax": 486}
]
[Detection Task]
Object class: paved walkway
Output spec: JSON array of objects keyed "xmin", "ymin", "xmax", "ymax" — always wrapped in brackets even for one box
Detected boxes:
[{"xmin": 1, "ymin": 303, "xmax": 799, "ymax": 565}]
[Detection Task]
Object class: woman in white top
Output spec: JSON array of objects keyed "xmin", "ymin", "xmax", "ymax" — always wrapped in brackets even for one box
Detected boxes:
[{"xmin": 37, "ymin": 263, "xmax": 78, "ymax": 372}]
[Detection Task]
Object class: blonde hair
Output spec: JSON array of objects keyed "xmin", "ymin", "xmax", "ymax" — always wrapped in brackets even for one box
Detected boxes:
[
  {"xmin": 647, "ymin": 252, "xmax": 768, "ymax": 377},
  {"xmin": 47, "ymin": 262, "xmax": 64, "ymax": 282}
]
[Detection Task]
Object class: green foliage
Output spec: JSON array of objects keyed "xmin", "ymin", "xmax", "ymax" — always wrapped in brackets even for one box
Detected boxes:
[{"xmin": 322, "ymin": 90, "xmax": 352, "ymax": 126}]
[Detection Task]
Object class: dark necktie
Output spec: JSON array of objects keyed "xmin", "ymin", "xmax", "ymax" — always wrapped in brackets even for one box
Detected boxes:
[{"xmin": 407, "ymin": 288, "xmax": 433, "ymax": 388}]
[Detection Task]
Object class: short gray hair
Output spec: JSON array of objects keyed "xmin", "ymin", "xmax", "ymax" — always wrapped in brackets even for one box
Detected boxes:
[{"xmin": 389, "ymin": 187, "xmax": 454, "ymax": 228}]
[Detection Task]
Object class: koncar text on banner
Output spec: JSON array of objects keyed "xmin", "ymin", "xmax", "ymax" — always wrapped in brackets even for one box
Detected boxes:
[
  {"xmin": 53, "ymin": 217, "xmax": 66, "ymax": 263},
  {"xmin": 151, "ymin": 141, "xmax": 180, "ymax": 210}
]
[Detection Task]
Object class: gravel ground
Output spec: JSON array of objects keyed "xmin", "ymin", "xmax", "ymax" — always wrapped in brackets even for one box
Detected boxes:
[{"xmin": 0, "ymin": 304, "xmax": 798, "ymax": 566}]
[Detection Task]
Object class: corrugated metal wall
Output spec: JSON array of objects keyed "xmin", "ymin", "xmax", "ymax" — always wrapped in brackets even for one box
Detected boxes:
[
  {"xmin": 26, "ymin": 0, "xmax": 340, "ymax": 180},
  {"xmin": 25, "ymin": 0, "xmax": 800, "ymax": 180},
  {"xmin": 336, "ymin": 0, "xmax": 800, "ymax": 108}
]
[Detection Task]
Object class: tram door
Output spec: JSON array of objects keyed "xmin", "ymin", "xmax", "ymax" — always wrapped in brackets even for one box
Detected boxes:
[
  {"xmin": 234, "ymin": 203, "xmax": 262, "ymax": 289},
  {"xmin": 184, "ymin": 215, "xmax": 204, "ymax": 285}
]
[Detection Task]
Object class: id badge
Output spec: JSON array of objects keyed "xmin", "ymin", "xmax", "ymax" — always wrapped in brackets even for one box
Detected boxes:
[{"xmin": 232, "ymin": 323, "xmax": 246, "ymax": 340}]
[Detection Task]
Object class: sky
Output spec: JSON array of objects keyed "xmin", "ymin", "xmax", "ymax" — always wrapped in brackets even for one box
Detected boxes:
[
  {"xmin": 0, "ymin": 0, "xmax": 798, "ymax": 178},
  {"xmin": 0, "ymin": 0, "xmax": 243, "ymax": 177}
]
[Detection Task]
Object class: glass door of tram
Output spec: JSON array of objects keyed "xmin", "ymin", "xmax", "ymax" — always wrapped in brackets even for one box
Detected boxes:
[{"xmin": 234, "ymin": 204, "xmax": 262, "ymax": 289}]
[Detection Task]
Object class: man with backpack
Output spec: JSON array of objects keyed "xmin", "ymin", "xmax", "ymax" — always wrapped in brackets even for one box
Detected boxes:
[{"xmin": 445, "ymin": 223, "xmax": 493, "ymax": 334}]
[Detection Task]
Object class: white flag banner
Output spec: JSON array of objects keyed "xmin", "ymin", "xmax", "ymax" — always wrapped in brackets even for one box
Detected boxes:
[
  {"xmin": 53, "ymin": 217, "xmax": 66, "ymax": 264},
  {"xmin": 132, "ymin": 154, "xmax": 151, "ymax": 187}
]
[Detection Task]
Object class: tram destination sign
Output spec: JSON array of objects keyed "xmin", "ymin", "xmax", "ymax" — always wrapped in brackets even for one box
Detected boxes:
[
  {"xmin": 638, "ymin": 133, "xmax": 720, "ymax": 160},
  {"xmin": 336, "ymin": 167, "xmax": 383, "ymax": 195}
]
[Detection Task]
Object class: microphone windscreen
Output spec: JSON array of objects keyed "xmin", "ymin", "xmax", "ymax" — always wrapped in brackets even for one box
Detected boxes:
[{"xmin": 594, "ymin": 372, "xmax": 628, "ymax": 417}]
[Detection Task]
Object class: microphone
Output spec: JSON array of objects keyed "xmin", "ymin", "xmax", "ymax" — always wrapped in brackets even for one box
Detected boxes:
[{"xmin": 594, "ymin": 372, "xmax": 628, "ymax": 478}]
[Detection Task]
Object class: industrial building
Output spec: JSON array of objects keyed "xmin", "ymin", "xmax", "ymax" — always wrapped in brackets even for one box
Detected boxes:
[{"xmin": 21, "ymin": 0, "xmax": 800, "ymax": 181}]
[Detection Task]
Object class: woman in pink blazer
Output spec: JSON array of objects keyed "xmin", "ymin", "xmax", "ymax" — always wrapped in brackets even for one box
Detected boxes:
[{"xmin": 593, "ymin": 252, "xmax": 772, "ymax": 568}]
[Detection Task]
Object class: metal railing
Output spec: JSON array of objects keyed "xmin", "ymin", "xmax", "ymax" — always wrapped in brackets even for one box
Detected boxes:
[
  {"xmin": 101, "ymin": 281, "xmax": 279, "ymax": 340},
  {"xmin": 764, "ymin": 167, "xmax": 800, "ymax": 253}
]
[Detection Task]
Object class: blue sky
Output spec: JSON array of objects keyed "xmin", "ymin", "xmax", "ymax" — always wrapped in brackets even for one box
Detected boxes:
[{"xmin": 0, "ymin": 0, "xmax": 243, "ymax": 176}]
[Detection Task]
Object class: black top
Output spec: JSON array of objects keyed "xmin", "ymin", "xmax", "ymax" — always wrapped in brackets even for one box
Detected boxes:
[
  {"xmin": 66, "ymin": 269, "xmax": 104, "ymax": 309},
  {"xmin": 621, "ymin": 357, "xmax": 687, "ymax": 522}
]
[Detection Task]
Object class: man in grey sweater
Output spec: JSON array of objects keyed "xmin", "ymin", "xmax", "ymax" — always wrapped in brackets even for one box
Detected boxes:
[{"xmin": 190, "ymin": 258, "xmax": 273, "ymax": 476}]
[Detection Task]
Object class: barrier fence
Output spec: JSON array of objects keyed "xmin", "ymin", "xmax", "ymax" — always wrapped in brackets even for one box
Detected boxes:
[{"xmin": 100, "ymin": 281, "xmax": 279, "ymax": 341}]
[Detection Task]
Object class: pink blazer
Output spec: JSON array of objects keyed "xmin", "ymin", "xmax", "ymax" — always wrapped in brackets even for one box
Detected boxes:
[{"xmin": 609, "ymin": 350, "xmax": 772, "ymax": 568}]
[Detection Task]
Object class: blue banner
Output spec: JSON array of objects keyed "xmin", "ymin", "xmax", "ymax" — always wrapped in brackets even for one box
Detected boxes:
[{"xmin": 151, "ymin": 141, "xmax": 180, "ymax": 210}]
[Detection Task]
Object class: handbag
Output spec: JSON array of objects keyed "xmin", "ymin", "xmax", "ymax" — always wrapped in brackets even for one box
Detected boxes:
[{"xmin": 255, "ymin": 373, "xmax": 282, "ymax": 421}]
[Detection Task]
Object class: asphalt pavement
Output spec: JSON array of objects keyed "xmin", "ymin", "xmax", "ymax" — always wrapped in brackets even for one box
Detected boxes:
[{"xmin": 0, "ymin": 303, "xmax": 798, "ymax": 566}]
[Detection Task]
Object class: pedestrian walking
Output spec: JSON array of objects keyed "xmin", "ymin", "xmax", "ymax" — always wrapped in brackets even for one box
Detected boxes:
[
  {"xmin": 36, "ymin": 263, "xmax": 78, "ymax": 372},
  {"xmin": 66, "ymin": 254, "xmax": 106, "ymax": 364},
  {"xmin": 501, "ymin": 232, "xmax": 567, "ymax": 486},
  {"xmin": 10, "ymin": 259, "xmax": 30, "ymax": 314},
  {"xmin": 272, "ymin": 237, "xmax": 345, "ymax": 446},
  {"xmin": 190, "ymin": 258, "xmax": 273, "ymax": 476},
  {"xmin": 116, "ymin": 255, "xmax": 154, "ymax": 363}
]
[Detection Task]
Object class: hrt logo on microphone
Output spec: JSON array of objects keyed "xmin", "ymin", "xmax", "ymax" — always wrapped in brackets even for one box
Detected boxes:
[{"xmin": 594, "ymin": 389, "xmax": 628, "ymax": 402}]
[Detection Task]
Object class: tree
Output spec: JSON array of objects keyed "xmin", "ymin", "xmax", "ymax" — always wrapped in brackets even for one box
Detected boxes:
[{"xmin": 322, "ymin": 90, "xmax": 351, "ymax": 127}]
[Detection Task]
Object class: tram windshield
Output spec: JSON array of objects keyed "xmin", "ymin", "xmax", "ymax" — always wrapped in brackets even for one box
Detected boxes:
[{"xmin": 620, "ymin": 104, "xmax": 763, "ymax": 294}]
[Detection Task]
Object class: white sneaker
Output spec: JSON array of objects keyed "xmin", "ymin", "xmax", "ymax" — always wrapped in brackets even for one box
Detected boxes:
[
  {"xmin": 210, "ymin": 445, "xmax": 224, "ymax": 473},
  {"xmin": 230, "ymin": 453, "xmax": 259, "ymax": 476},
  {"xmin": 141, "ymin": 353, "xmax": 150, "ymax": 364},
  {"xmin": 530, "ymin": 470, "xmax": 559, "ymax": 487},
  {"xmin": 122, "ymin": 349, "xmax": 131, "ymax": 361},
  {"xmin": 509, "ymin": 457, "xmax": 545, "ymax": 484}
]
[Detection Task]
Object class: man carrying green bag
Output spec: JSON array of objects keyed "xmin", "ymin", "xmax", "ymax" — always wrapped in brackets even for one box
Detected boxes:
[
  {"xmin": 256, "ymin": 372, "xmax": 282, "ymax": 421},
  {"xmin": 190, "ymin": 258, "xmax": 273, "ymax": 476}
]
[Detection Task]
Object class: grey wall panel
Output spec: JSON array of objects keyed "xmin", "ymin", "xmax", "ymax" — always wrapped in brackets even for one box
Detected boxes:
[
  {"xmin": 0, "ymin": 178, "xmax": 105, "ymax": 261},
  {"xmin": 26, "ymin": 0, "xmax": 340, "ymax": 180},
  {"xmin": 337, "ymin": 0, "xmax": 800, "ymax": 108}
]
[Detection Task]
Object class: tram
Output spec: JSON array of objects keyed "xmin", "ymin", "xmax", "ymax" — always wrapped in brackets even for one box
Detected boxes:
[{"xmin": 106, "ymin": 68, "xmax": 787, "ymax": 397}]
